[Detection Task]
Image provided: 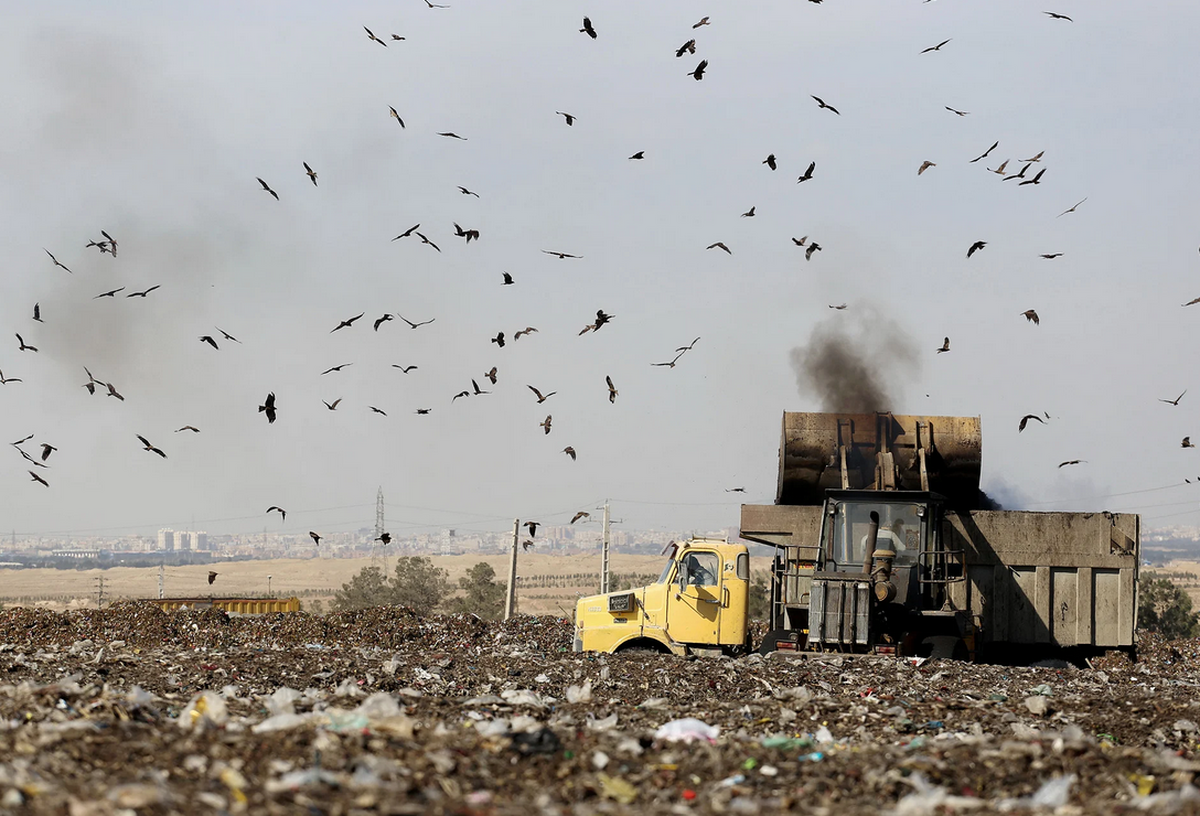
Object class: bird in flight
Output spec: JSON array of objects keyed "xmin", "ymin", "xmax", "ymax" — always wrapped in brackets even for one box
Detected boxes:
[
  {"xmin": 321, "ymin": 364, "xmax": 352, "ymax": 375},
  {"xmin": 392, "ymin": 365, "xmax": 418, "ymax": 373},
  {"xmin": 987, "ymin": 160, "xmax": 1010, "ymax": 176},
  {"xmin": 502, "ymin": 272, "xmax": 514, "ymax": 285},
  {"xmin": 967, "ymin": 241, "xmax": 987, "ymax": 258},
  {"xmin": 453, "ymin": 222, "xmax": 480, "ymax": 243},
  {"xmin": 921, "ymin": 38, "xmax": 951, "ymax": 53},
  {"xmin": 44, "ymin": 249, "xmax": 73, "ymax": 273},
  {"xmin": 706, "ymin": 241, "xmax": 731, "ymax": 254},
  {"xmin": 829, "ymin": 304, "xmax": 848, "ymax": 310},
  {"xmin": 29, "ymin": 471, "xmax": 49, "ymax": 487},
  {"xmin": 423, "ymin": 0, "xmax": 449, "ymax": 8},
  {"xmin": 364, "ymin": 26, "xmax": 387, "ymax": 46},
  {"xmin": 514, "ymin": 327, "xmax": 538, "ymax": 340},
  {"xmin": 693, "ymin": 16, "xmax": 710, "ymax": 28},
  {"xmin": 458, "ymin": 186, "xmax": 480, "ymax": 197},
  {"xmin": 415, "ymin": 408, "xmax": 431, "ymax": 415},
  {"xmin": 763, "ymin": 154, "xmax": 777, "ymax": 170},
  {"xmin": 1185, "ymin": 437, "xmax": 1197, "ymax": 449},
  {"xmin": 1018, "ymin": 414, "xmax": 1046, "ymax": 432},
  {"xmin": 452, "ymin": 390, "xmax": 470, "ymax": 402},
  {"xmin": 556, "ymin": 111, "xmax": 577, "ymax": 126},
  {"xmin": 571, "ymin": 511, "xmax": 590, "ymax": 524},
  {"xmin": 259, "ymin": 392, "xmax": 277, "ymax": 423},
  {"xmin": 796, "ymin": 161, "xmax": 816, "ymax": 183},
  {"xmin": 528, "ymin": 385, "xmax": 557, "ymax": 403},
  {"xmin": 16, "ymin": 334, "xmax": 37, "ymax": 353},
  {"xmin": 377, "ymin": 532, "xmax": 392, "ymax": 545},
  {"xmin": 207, "ymin": 571, "xmax": 218, "ymax": 585},
  {"xmin": 1019, "ymin": 168, "xmax": 1046, "ymax": 186},
  {"xmin": 136, "ymin": 435, "xmax": 167, "ymax": 458},
  {"xmin": 811, "ymin": 96, "xmax": 840, "ymax": 115},
  {"xmin": 805, "ymin": 243, "xmax": 823, "ymax": 261},
  {"xmin": 1058, "ymin": 460, "xmax": 1086, "ymax": 468},
  {"xmin": 1057, "ymin": 198, "xmax": 1087, "ymax": 217},
  {"xmin": 40, "ymin": 443, "xmax": 57, "ymax": 461},
  {"xmin": 491, "ymin": 332, "xmax": 505, "ymax": 348},
  {"xmin": 524, "ymin": 521, "xmax": 540, "ymax": 537},
  {"xmin": 945, "ymin": 106, "xmax": 969, "ymax": 116},
  {"xmin": 32, "ymin": 303, "xmax": 42, "ymax": 322},
  {"xmin": 792, "ymin": 236, "xmax": 808, "ymax": 247},
  {"xmin": 580, "ymin": 16, "xmax": 597, "ymax": 38},
  {"xmin": 1040, "ymin": 253, "xmax": 1063, "ymax": 260},
  {"xmin": 471, "ymin": 379, "xmax": 489, "ymax": 396},
  {"xmin": 1021, "ymin": 309, "xmax": 1040, "ymax": 325},
  {"xmin": 725, "ymin": 487, "xmax": 746, "ymax": 493},
  {"xmin": 690, "ymin": 60, "xmax": 708, "ymax": 81},
  {"xmin": 257, "ymin": 178, "xmax": 279, "ymax": 200},
  {"xmin": 389, "ymin": 107, "xmax": 405, "ymax": 128},
  {"xmin": 563, "ymin": 446, "xmax": 577, "ymax": 461},
  {"xmin": 606, "ymin": 375, "xmax": 618, "ymax": 404},
  {"xmin": 310, "ymin": 532, "xmax": 321, "ymax": 545},
  {"xmin": 216, "ymin": 328, "xmax": 240, "ymax": 344},
  {"xmin": 199, "ymin": 335, "xmax": 219, "ymax": 350},
  {"xmin": 106, "ymin": 382, "xmax": 124, "ymax": 401},
  {"xmin": 918, "ymin": 161, "xmax": 936, "ymax": 176},
  {"xmin": 436, "ymin": 132, "xmax": 467, "ymax": 140},
  {"xmin": 176, "ymin": 426, "xmax": 200, "ymax": 433},
  {"xmin": 1182, "ymin": 296, "xmax": 1200, "ymax": 307},
  {"xmin": 1004, "ymin": 163, "xmax": 1031, "ymax": 181},
  {"xmin": 937, "ymin": 337, "xmax": 951, "ymax": 354},
  {"xmin": 521, "ymin": 540, "xmax": 535, "ymax": 552},
  {"xmin": 676, "ymin": 39, "xmax": 696, "ymax": 58},
  {"xmin": 416, "ymin": 232, "xmax": 441, "ymax": 252},
  {"xmin": 331, "ymin": 313, "xmax": 365, "ymax": 333},
  {"xmin": 1044, "ymin": 11, "xmax": 1073, "ymax": 21},
  {"xmin": 484, "ymin": 366, "xmax": 497, "ymax": 385},
  {"xmin": 1022, "ymin": 150, "xmax": 1045, "ymax": 163},
  {"xmin": 741, "ymin": 206, "xmax": 756, "ymax": 218},
  {"xmin": 676, "ymin": 337, "xmax": 701, "ymax": 353},
  {"xmin": 1160, "ymin": 391, "xmax": 1186, "ymax": 406},
  {"xmin": 652, "ymin": 351, "xmax": 686, "ymax": 368},
  {"xmin": 392, "ymin": 224, "xmax": 420, "ymax": 241},
  {"xmin": 373, "ymin": 314, "xmax": 393, "ymax": 331},
  {"xmin": 267, "ymin": 506, "xmax": 286, "ymax": 521},
  {"xmin": 370, "ymin": 406, "xmax": 387, "ymax": 416},
  {"xmin": 629, "ymin": 151, "xmax": 645, "ymax": 160},
  {"xmin": 304, "ymin": 162, "xmax": 318, "ymax": 186},
  {"xmin": 542, "ymin": 250, "xmax": 581, "ymax": 259},
  {"xmin": 0, "ymin": 370, "xmax": 21, "ymax": 385},
  {"xmin": 539, "ymin": 415, "xmax": 552, "ymax": 435},
  {"xmin": 81, "ymin": 367, "xmax": 101, "ymax": 394},
  {"xmin": 126, "ymin": 285, "xmax": 161, "ymax": 298},
  {"xmin": 969, "ymin": 141, "xmax": 999, "ymax": 163},
  {"xmin": 95, "ymin": 287, "xmax": 124, "ymax": 299}
]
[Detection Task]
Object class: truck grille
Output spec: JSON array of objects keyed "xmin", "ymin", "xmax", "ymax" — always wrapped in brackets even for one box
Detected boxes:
[{"xmin": 810, "ymin": 576, "xmax": 871, "ymax": 649}]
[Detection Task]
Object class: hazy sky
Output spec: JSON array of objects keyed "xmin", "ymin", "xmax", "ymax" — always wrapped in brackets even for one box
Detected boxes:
[{"xmin": 3, "ymin": 0, "xmax": 1200, "ymax": 541}]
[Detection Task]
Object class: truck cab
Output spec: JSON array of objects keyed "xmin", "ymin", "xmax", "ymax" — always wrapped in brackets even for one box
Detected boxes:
[{"xmin": 573, "ymin": 538, "xmax": 751, "ymax": 656}]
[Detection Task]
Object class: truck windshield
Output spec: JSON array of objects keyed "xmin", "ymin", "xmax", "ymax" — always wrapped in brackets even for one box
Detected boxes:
[
  {"xmin": 827, "ymin": 501, "xmax": 923, "ymax": 571},
  {"xmin": 656, "ymin": 559, "xmax": 674, "ymax": 584}
]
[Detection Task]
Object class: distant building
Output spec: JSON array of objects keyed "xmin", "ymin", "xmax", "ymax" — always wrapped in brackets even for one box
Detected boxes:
[
  {"xmin": 194, "ymin": 531, "xmax": 209, "ymax": 551},
  {"xmin": 157, "ymin": 529, "xmax": 175, "ymax": 551}
]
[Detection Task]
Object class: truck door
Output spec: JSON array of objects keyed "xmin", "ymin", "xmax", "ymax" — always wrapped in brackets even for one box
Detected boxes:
[{"xmin": 666, "ymin": 550, "xmax": 721, "ymax": 645}]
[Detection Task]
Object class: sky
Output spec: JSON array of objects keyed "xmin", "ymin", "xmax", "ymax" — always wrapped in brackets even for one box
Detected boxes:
[{"xmin": 2, "ymin": 0, "xmax": 1200, "ymax": 542}]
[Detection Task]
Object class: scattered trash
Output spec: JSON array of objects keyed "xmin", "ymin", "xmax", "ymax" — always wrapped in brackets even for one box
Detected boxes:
[{"xmin": 655, "ymin": 717, "xmax": 720, "ymax": 744}]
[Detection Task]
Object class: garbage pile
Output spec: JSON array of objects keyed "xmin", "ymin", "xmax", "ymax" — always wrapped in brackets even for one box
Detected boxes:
[{"xmin": 0, "ymin": 604, "xmax": 1197, "ymax": 814}]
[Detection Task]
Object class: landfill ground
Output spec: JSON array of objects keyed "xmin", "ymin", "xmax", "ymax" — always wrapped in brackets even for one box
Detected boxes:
[{"xmin": 0, "ymin": 604, "xmax": 1198, "ymax": 815}]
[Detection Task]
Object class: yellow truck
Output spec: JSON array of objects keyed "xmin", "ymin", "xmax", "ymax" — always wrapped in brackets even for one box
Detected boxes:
[{"xmin": 575, "ymin": 411, "xmax": 1140, "ymax": 661}]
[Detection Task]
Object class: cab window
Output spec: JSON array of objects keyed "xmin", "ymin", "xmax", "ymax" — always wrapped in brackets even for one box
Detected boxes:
[{"xmin": 680, "ymin": 552, "xmax": 719, "ymax": 587}]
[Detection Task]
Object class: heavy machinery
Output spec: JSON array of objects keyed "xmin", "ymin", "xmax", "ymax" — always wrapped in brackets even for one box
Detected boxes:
[{"xmin": 574, "ymin": 411, "xmax": 1140, "ymax": 661}]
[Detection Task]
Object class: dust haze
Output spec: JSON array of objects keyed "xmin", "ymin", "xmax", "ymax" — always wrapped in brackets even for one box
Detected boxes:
[{"xmin": 790, "ymin": 307, "xmax": 920, "ymax": 413}]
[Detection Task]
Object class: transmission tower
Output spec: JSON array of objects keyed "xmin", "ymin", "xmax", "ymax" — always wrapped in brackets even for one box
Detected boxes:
[
  {"xmin": 94, "ymin": 576, "xmax": 107, "ymax": 609},
  {"xmin": 371, "ymin": 486, "xmax": 389, "ymax": 575}
]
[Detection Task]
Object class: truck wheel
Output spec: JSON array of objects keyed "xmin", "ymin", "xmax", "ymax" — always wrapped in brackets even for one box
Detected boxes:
[{"xmin": 615, "ymin": 641, "xmax": 668, "ymax": 655}]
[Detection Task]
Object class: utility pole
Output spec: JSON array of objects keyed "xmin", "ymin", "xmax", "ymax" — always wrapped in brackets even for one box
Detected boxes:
[
  {"xmin": 157, "ymin": 564, "xmax": 164, "ymax": 599},
  {"xmin": 600, "ymin": 500, "xmax": 611, "ymax": 594},
  {"xmin": 94, "ymin": 576, "xmax": 106, "ymax": 609},
  {"xmin": 504, "ymin": 518, "xmax": 519, "ymax": 620}
]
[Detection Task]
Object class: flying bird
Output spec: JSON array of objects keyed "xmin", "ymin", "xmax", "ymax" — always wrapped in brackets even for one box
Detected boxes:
[
  {"xmin": 484, "ymin": 366, "xmax": 497, "ymax": 384},
  {"xmin": 1183, "ymin": 297, "xmax": 1200, "ymax": 307},
  {"xmin": 945, "ymin": 106, "xmax": 970, "ymax": 116},
  {"xmin": 415, "ymin": 408, "xmax": 431, "ymax": 415},
  {"xmin": 921, "ymin": 38, "xmax": 951, "ymax": 53},
  {"xmin": 377, "ymin": 532, "xmax": 392, "ymax": 545},
  {"xmin": 364, "ymin": 26, "xmax": 388, "ymax": 46},
  {"xmin": 176, "ymin": 426, "xmax": 200, "ymax": 433},
  {"xmin": 267, "ymin": 506, "xmax": 286, "ymax": 521},
  {"xmin": 570, "ymin": 512, "xmax": 590, "ymax": 524},
  {"xmin": 106, "ymin": 382, "xmax": 124, "ymax": 401},
  {"xmin": 94, "ymin": 287, "xmax": 125, "ymax": 299},
  {"xmin": 136, "ymin": 435, "xmax": 167, "ymax": 458},
  {"xmin": 522, "ymin": 540, "xmax": 535, "ymax": 552},
  {"xmin": 796, "ymin": 161, "xmax": 815, "ymax": 182},
  {"xmin": 453, "ymin": 222, "xmax": 480, "ymax": 242},
  {"xmin": 811, "ymin": 96, "xmax": 840, "ymax": 114},
  {"xmin": 528, "ymin": 385, "xmax": 557, "ymax": 403},
  {"xmin": 303, "ymin": 162, "xmax": 318, "ymax": 185},
  {"xmin": 580, "ymin": 16, "xmax": 597, "ymax": 38},
  {"xmin": 392, "ymin": 224, "xmax": 420, "ymax": 241},
  {"xmin": 331, "ymin": 313, "xmax": 365, "ymax": 332},
  {"xmin": 805, "ymin": 243, "xmax": 822, "ymax": 261},
  {"xmin": 1022, "ymin": 151, "xmax": 1045, "ymax": 163},
  {"xmin": 741, "ymin": 206, "xmax": 756, "ymax": 217},
  {"xmin": 321, "ymin": 363, "xmax": 352, "ymax": 375},
  {"xmin": 458, "ymin": 186, "xmax": 480, "ymax": 197},
  {"xmin": 44, "ymin": 249, "xmax": 73, "ymax": 273},
  {"xmin": 937, "ymin": 337, "xmax": 951, "ymax": 353},
  {"xmin": 1021, "ymin": 309, "xmax": 1040, "ymax": 325},
  {"xmin": 323, "ymin": 399, "xmax": 342, "ymax": 411},
  {"xmin": 1058, "ymin": 459, "xmax": 1086, "ymax": 468},
  {"xmin": 423, "ymin": 0, "xmax": 449, "ymax": 7},
  {"xmin": 452, "ymin": 390, "xmax": 470, "ymax": 402},
  {"xmin": 370, "ymin": 406, "xmax": 387, "ymax": 416},
  {"xmin": 676, "ymin": 39, "xmax": 696, "ymax": 58},
  {"xmin": 1057, "ymin": 197, "xmax": 1087, "ymax": 217},
  {"xmin": 257, "ymin": 178, "xmax": 279, "ymax": 200},
  {"xmin": 199, "ymin": 335, "xmax": 219, "ymax": 350},
  {"xmin": 967, "ymin": 241, "xmax": 987, "ymax": 258},
  {"xmin": 690, "ymin": 60, "xmax": 708, "ymax": 81},
  {"xmin": 763, "ymin": 154, "xmax": 777, "ymax": 170},
  {"xmin": 563, "ymin": 446, "xmax": 577, "ymax": 461},
  {"xmin": 1044, "ymin": 11, "xmax": 1073, "ymax": 21},
  {"xmin": 969, "ymin": 140, "xmax": 999, "ymax": 163},
  {"xmin": 392, "ymin": 365, "xmax": 418, "ymax": 373},
  {"xmin": 629, "ymin": 151, "xmax": 645, "ymax": 160},
  {"xmin": 471, "ymin": 379, "xmax": 489, "ymax": 395},
  {"xmin": 1185, "ymin": 437, "xmax": 1197, "ymax": 449},
  {"xmin": 310, "ymin": 532, "xmax": 321, "ymax": 545},
  {"xmin": 676, "ymin": 337, "xmax": 701, "ymax": 353},
  {"xmin": 918, "ymin": 161, "xmax": 936, "ymax": 175},
  {"xmin": 32, "ymin": 303, "xmax": 42, "ymax": 322},
  {"xmin": 1004, "ymin": 163, "xmax": 1031, "ymax": 181},
  {"xmin": 1019, "ymin": 168, "xmax": 1046, "ymax": 186},
  {"xmin": 15, "ymin": 334, "xmax": 37, "ymax": 353},
  {"xmin": 417, "ymin": 232, "xmax": 442, "ymax": 252},
  {"xmin": 436, "ymin": 132, "xmax": 467, "ymax": 140},
  {"xmin": 81, "ymin": 367, "xmax": 102, "ymax": 394},
  {"xmin": 208, "ymin": 571, "xmax": 218, "ymax": 585},
  {"xmin": 1040, "ymin": 253, "xmax": 1063, "ymax": 259},
  {"xmin": 126, "ymin": 285, "xmax": 161, "ymax": 298},
  {"xmin": 792, "ymin": 236, "xmax": 808, "ymax": 247},
  {"xmin": 988, "ymin": 160, "xmax": 1010, "ymax": 175},
  {"xmin": 725, "ymin": 487, "xmax": 746, "ymax": 493},
  {"xmin": 40, "ymin": 443, "xmax": 57, "ymax": 461},
  {"xmin": 1018, "ymin": 415, "xmax": 1046, "ymax": 432},
  {"xmin": 373, "ymin": 314, "xmax": 393, "ymax": 331},
  {"xmin": 259, "ymin": 392, "xmax": 277, "ymax": 423},
  {"xmin": 606, "ymin": 375, "xmax": 618, "ymax": 404},
  {"xmin": 652, "ymin": 351, "xmax": 686, "ymax": 368},
  {"xmin": 0, "ymin": 370, "xmax": 22, "ymax": 385},
  {"xmin": 29, "ymin": 471, "xmax": 49, "ymax": 487},
  {"xmin": 693, "ymin": 16, "xmax": 710, "ymax": 28},
  {"xmin": 539, "ymin": 415, "xmax": 552, "ymax": 435},
  {"xmin": 514, "ymin": 327, "xmax": 538, "ymax": 340},
  {"xmin": 217, "ymin": 328, "xmax": 241, "ymax": 343},
  {"xmin": 706, "ymin": 241, "xmax": 731, "ymax": 254},
  {"xmin": 502, "ymin": 272, "xmax": 514, "ymax": 285},
  {"xmin": 491, "ymin": 332, "xmax": 505, "ymax": 348},
  {"xmin": 556, "ymin": 111, "xmax": 576, "ymax": 126},
  {"xmin": 1160, "ymin": 391, "xmax": 1186, "ymax": 406},
  {"xmin": 829, "ymin": 304, "xmax": 848, "ymax": 310},
  {"xmin": 389, "ymin": 106, "xmax": 405, "ymax": 127},
  {"xmin": 542, "ymin": 250, "xmax": 581, "ymax": 259},
  {"xmin": 524, "ymin": 521, "xmax": 540, "ymax": 537}
]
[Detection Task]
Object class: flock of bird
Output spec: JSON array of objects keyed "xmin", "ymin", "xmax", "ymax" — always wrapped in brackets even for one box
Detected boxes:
[{"xmin": 6, "ymin": 4, "xmax": 1198, "ymax": 550}]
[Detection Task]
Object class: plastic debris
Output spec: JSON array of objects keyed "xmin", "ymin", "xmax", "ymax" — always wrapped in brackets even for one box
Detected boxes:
[{"xmin": 655, "ymin": 717, "xmax": 720, "ymax": 744}]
